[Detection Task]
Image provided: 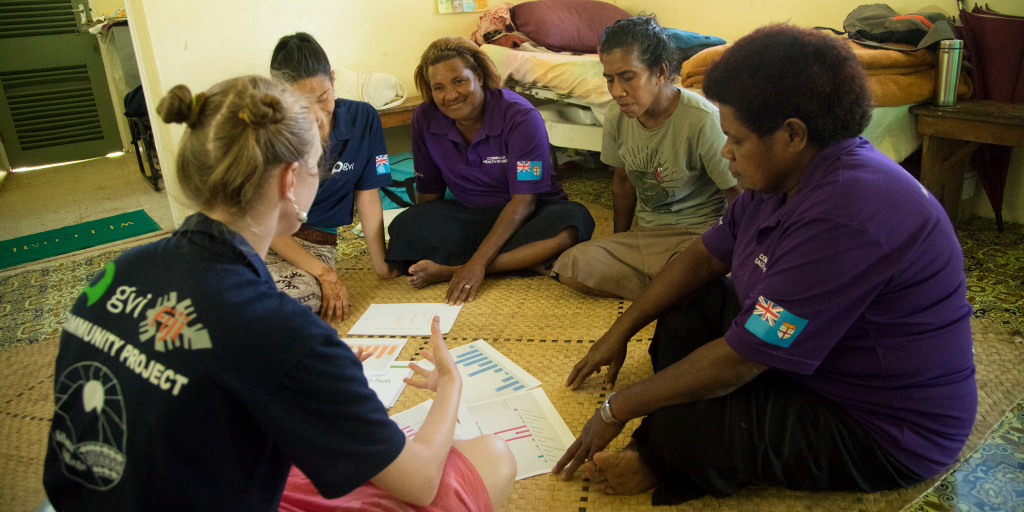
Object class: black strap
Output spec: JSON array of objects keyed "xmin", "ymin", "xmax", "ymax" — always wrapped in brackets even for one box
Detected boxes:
[
  {"xmin": 380, "ymin": 177, "xmax": 417, "ymax": 208},
  {"xmin": 815, "ymin": 27, "xmax": 931, "ymax": 53},
  {"xmin": 847, "ymin": 33, "xmax": 930, "ymax": 52},
  {"xmin": 814, "ymin": 26, "xmax": 847, "ymax": 36}
]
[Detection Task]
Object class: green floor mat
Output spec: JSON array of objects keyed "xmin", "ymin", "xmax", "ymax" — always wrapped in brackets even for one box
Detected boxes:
[{"xmin": 0, "ymin": 210, "xmax": 161, "ymax": 270}]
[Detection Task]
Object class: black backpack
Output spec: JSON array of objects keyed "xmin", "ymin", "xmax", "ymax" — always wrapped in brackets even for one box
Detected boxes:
[
  {"xmin": 817, "ymin": 4, "xmax": 956, "ymax": 52},
  {"xmin": 123, "ymin": 85, "xmax": 148, "ymax": 118}
]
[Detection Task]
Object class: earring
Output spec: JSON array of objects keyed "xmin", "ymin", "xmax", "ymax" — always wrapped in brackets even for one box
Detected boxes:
[{"xmin": 293, "ymin": 204, "xmax": 308, "ymax": 223}]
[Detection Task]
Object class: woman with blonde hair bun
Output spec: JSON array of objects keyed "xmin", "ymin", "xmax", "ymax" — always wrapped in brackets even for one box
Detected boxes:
[{"xmin": 42, "ymin": 75, "xmax": 515, "ymax": 512}]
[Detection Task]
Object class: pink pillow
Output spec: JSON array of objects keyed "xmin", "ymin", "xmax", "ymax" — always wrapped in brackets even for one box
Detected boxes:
[{"xmin": 510, "ymin": 0, "xmax": 631, "ymax": 53}]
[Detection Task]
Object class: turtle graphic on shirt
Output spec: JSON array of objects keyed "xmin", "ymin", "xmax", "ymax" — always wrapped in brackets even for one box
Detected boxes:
[
  {"xmin": 623, "ymin": 146, "xmax": 673, "ymax": 213},
  {"xmin": 51, "ymin": 361, "xmax": 127, "ymax": 490}
]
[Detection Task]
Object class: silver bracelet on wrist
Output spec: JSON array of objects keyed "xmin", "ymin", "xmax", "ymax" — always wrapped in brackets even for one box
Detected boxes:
[{"xmin": 599, "ymin": 392, "xmax": 625, "ymax": 426}]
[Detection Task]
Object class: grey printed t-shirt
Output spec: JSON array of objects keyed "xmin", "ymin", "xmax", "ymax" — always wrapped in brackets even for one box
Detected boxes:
[{"xmin": 601, "ymin": 88, "xmax": 736, "ymax": 227}]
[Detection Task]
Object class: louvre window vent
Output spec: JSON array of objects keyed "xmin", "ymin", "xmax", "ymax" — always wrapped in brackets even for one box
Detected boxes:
[
  {"xmin": 0, "ymin": 0, "xmax": 78, "ymax": 39},
  {"xmin": 1, "ymin": 65, "xmax": 104, "ymax": 150}
]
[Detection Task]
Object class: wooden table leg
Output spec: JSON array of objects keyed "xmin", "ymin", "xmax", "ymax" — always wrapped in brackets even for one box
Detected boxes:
[{"xmin": 920, "ymin": 134, "xmax": 972, "ymax": 225}]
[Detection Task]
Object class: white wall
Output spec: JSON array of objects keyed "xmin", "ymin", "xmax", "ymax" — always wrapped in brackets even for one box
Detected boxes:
[
  {"xmin": 128, "ymin": 0, "xmax": 1024, "ymax": 225},
  {"xmin": 87, "ymin": 0, "xmax": 124, "ymax": 17},
  {"xmin": 125, "ymin": 0, "xmax": 530, "ymax": 225},
  {"xmin": 0, "ymin": 139, "xmax": 10, "ymax": 173},
  {"xmin": 0, "ymin": 138, "xmax": 10, "ymax": 189}
]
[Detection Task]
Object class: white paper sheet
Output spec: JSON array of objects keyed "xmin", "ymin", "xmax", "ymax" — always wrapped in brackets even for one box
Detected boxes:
[
  {"xmin": 389, "ymin": 399, "xmax": 477, "ymax": 441},
  {"xmin": 348, "ymin": 304, "xmax": 463, "ymax": 336},
  {"xmin": 342, "ymin": 338, "xmax": 407, "ymax": 375},
  {"xmin": 448, "ymin": 340, "xmax": 542, "ymax": 405},
  {"xmin": 365, "ymin": 362, "xmax": 414, "ymax": 408},
  {"xmin": 467, "ymin": 389, "xmax": 577, "ymax": 480}
]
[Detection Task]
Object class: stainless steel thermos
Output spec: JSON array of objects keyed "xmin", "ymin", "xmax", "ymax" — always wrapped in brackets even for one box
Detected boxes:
[{"xmin": 934, "ymin": 39, "xmax": 964, "ymax": 107}]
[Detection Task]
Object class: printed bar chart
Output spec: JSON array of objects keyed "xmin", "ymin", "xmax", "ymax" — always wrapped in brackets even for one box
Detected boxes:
[
  {"xmin": 449, "ymin": 341, "xmax": 541, "ymax": 405},
  {"xmin": 391, "ymin": 400, "xmax": 432, "ymax": 440},
  {"xmin": 467, "ymin": 389, "xmax": 577, "ymax": 479},
  {"xmin": 454, "ymin": 346, "xmax": 527, "ymax": 393},
  {"xmin": 341, "ymin": 339, "xmax": 407, "ymax": 375}
]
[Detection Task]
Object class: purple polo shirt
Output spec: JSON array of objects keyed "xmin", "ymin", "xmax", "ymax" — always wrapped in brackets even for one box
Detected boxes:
[
  {"xmin": 411, "ymin": 87, "xmax": 568, "ymax": 208},
  {"xmin": 703, "ymin": 137, "xmax": 976, "ymax": 478}
]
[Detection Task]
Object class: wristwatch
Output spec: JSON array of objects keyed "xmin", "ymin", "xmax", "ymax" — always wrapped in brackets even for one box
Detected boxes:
[{"xmin": 599, "ymin": 392, "xmax": 625, "ymax": 427}]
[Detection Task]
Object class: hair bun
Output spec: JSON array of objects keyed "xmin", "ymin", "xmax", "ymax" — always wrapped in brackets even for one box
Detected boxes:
[
  {"xmin": 157, "ymin": 84, "xmax": 194, "ymax": 125},
  {"xmin": 239, "ymin": 93, "xmax": 286, "ymax": 127}
]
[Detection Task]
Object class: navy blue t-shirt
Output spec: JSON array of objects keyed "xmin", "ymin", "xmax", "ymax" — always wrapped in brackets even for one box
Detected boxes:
[
  {"xmin": 43, "ymin": 213, "xmax": 406, "ymax": 511},
  {"xmin": 307, "ymin": 99, "xmax": 393, "ymax": 229}
]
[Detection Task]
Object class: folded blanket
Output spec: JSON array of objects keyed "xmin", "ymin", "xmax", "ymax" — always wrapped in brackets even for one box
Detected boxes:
[
  {"xmin": 865, "ymin": 64, "xmax": 932, "ymax": 76},
  {"xmin": 680, "ymin": 38, "xmax": 969, "ymax": 106},
  {"xmin": 686, "ymin": 70, "xmax": 972, "ymax": 107},
  {"xmin": 866, "ymin": 69, "xmax": 973, "ymax": 107},
  {"xmin": 681, "ymin": 38, "xmax": 938, "ymax": 78},
  {"xmin": 844, "ymin": 39, "xmax": 936, "ymax": 70}
]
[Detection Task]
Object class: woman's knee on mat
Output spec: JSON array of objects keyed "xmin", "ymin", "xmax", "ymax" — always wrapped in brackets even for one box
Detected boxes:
[{"xmin": 454, "ymin": 435, "xmax": 516, "ymax": 508}]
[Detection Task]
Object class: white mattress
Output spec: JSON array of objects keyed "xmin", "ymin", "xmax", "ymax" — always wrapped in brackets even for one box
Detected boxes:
[
  {"xmin": 481, "ymin": 44, "xmax": 614, "ymax": 120},
  {"xmin": 482, "ymin": 44, "xmax": 923, "ymax": 163}
]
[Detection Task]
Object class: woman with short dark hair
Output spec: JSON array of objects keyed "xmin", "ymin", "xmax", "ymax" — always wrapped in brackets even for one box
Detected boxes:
[
  {"xmin": 386, "ymin": 36, "xmax": 595, "ymax": 305},
  {"xmin": 553, "ymin": 14, "xmax": 741, "ymax": 300},
  {"xmin": 555, "ymin": 25, "xmax": 975, "ymax": 505},
  {"xmin": 265, "ymin": 32, "xmax": 397, "ymax": 324}
]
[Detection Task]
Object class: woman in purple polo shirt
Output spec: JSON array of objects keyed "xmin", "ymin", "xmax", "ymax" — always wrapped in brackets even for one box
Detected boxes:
[
  {"xmin": 385, "ymin": 37, "xmax": 595, "ymax": 306},
  {"xmin": 553, "ymin": 25, "xmax": 976, "ymax": 505}
]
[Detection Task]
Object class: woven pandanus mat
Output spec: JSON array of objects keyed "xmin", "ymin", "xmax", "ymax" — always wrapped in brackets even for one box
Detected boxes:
[
  {"xmin": 1, "ymin": 337, "xmax": 58, "ymax": 512},
  {"xmin": 3, "ymin": 218, "xmax": 1021, "ymax": 512}
]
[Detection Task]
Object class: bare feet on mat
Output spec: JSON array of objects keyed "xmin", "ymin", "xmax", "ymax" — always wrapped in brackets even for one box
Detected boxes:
[
  {"xmin": 407, "ymin": 260, "xmax": 457, "ymax": 289},
  {"xmin": 582, "ymin": 443, "xmax": 657, "ymax": 496}
]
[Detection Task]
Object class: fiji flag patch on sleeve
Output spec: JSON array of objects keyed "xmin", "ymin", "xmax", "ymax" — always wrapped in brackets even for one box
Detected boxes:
[
  {"xmin": 743, "ymin": 296, "xmax": 808, "ymax": 348},
  {"xmin": 375, "ymin": 154, "xmax": 391, "ymax": 175},
  {"xmin": 516, "ymin": 161, "xmax": 543, "ymax": 181}
]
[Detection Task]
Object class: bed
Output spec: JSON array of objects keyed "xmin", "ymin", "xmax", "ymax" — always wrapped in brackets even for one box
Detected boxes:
[{"xmin": 481, "ymin": 43, "xmax": 925, "ymax": 163}]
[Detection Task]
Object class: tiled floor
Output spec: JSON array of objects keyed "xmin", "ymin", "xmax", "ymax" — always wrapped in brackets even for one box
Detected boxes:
[{"xmin": 0, "ymin": 151, "xmax": 174, "ymax": 240}]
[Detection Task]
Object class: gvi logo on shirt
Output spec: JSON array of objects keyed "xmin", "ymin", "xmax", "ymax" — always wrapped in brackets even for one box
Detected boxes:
[{"xmin": 332, "ymin": 161, "xmax": 355, "ymax": 173}]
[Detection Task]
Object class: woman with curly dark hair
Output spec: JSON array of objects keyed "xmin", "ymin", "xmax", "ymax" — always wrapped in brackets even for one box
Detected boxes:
[
  {"xmin": 385, "ymin": 36, "xmax": 594, "ymax": 306},
  {"xmin": 555, "ymin": 25, "xmax": 975, "ymax": 505}
]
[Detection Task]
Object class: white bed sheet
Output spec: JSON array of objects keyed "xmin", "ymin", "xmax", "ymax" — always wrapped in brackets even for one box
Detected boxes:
[
  {"xmin": 482, "ymin": 44, "xmax": 923, "ymax": 163},
  {"xmin": 481, "ymin": 44, "xmax": 614, "ymax": 119}
]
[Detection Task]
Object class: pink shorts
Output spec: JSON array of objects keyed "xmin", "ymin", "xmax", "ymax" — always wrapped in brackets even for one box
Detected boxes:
[{"xmin": 278, "ymin": 448, "xmax": 493, "ymax": 512}]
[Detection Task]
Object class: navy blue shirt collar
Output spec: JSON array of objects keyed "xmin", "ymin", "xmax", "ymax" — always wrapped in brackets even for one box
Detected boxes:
[
  {"xmin": 328, "ymin": 99, "xmax": 354, "ymax": 147},
  {"xmin": 174, "ymin": 212, "xmax": 272, "ymax": 283}
]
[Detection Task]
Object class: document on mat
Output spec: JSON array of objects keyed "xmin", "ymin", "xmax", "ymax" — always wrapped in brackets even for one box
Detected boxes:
[
  {"xmin": 365, "ymin": 362, "xmax": 414, "ymax": 409},
  {"xmin": 467, "ymin": 388, "xmax": 577, "ymax": 480},
  {"xmin": 342, "ymin": 338, "xmax": 407, "ymax": 375},
  {"xmin": 448, "ymin": 340, "xmax": 542, "ymax": 405},
  {"xmin": 389, "ymin": 399, "xmax": 479, "ymax": 441},
  {"xmin": 348, "ymin": 304, "xmax": 463, "ymax": 336}
]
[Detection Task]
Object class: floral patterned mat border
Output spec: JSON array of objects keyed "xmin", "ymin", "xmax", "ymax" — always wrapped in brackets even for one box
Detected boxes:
[
  {"xmin": 902, "ymin": 399, "xmax": 1024, "ymax": 512},
  {"xmin": 958, "ymin": 216, "xmax": 1024, "ymax": 337}
]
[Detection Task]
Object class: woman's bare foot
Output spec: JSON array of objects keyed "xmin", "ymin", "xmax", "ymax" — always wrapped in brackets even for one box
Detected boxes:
[
  {"xmin": 580, "ymin": 443, "xmax": 657, "ymax": 496},
  {"xmin": 407, "ymin": 260, "xmax": 458, "ymax": 289}
]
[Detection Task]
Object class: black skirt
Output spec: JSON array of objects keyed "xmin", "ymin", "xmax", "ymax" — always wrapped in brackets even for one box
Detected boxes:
[{"xmin": 385, "ymin": 198, "xmax": 595, "ymax": 275}]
